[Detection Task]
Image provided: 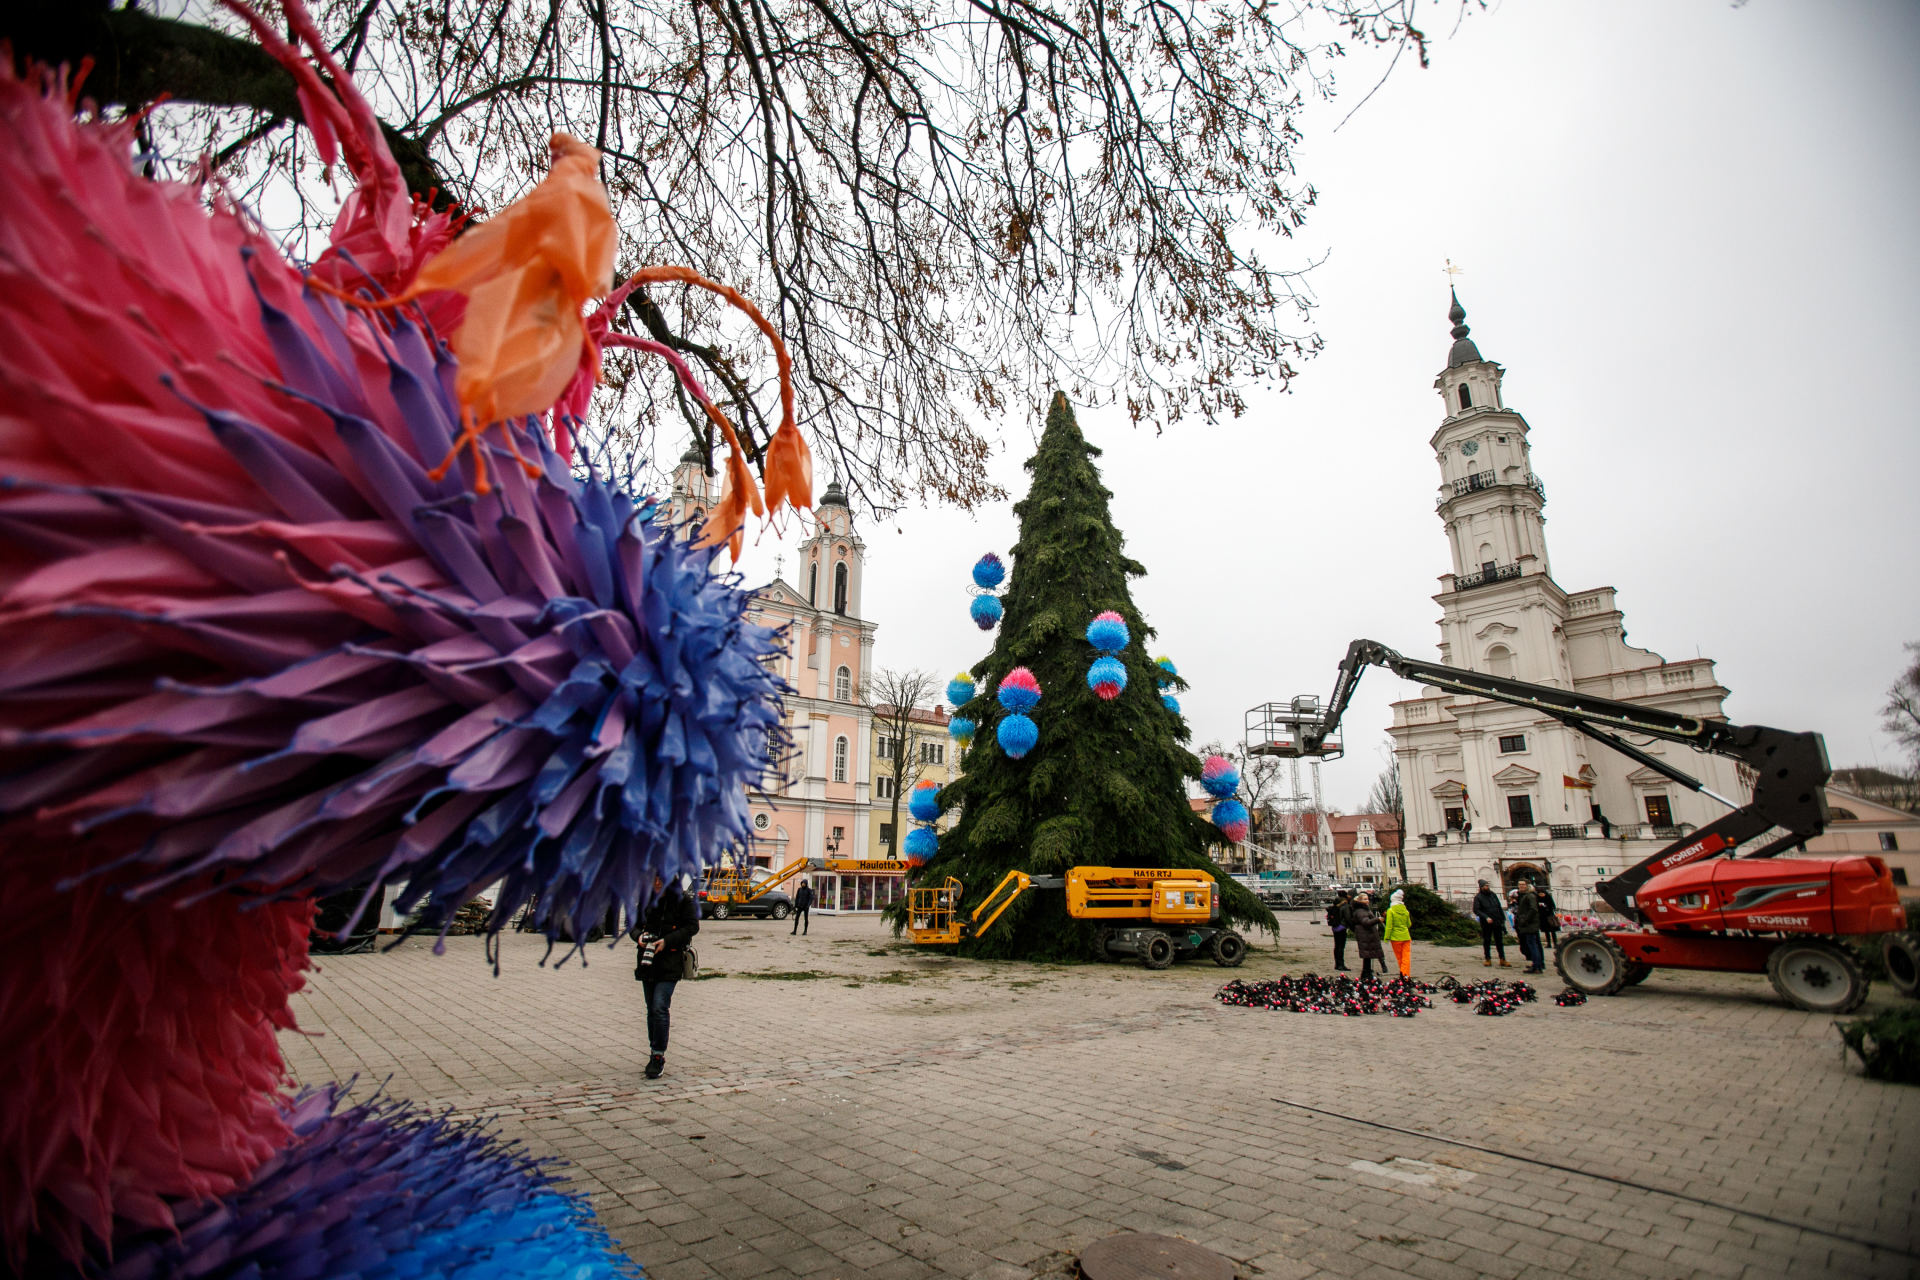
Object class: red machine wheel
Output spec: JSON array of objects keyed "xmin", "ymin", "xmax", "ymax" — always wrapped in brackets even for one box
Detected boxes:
[
  {"xmin": 1622, "ymin": 961, "xmax": 1653, "ymax": 987},
  {"xmin": 1882, "ymin": 931, "xmax": 1920, "ymax": 1000},
  {"xmin": 1765, "ymin": 938, "xmax": 1867, "ymax": 1014},
  {"xmin": 1555, "ymin": 931, "xmax": 1630, "ymax": 996}
]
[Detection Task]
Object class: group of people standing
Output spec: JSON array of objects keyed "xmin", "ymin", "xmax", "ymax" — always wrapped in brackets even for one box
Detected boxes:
[
  {"xmin": 1470, "ymin": 877, "xmax": 1558, "ymax": 973},
  {"xmin": 1325, "ymin": 879, "xmax": 1563, "ymax": 978},
  {"xmin": 1324, "ymin": 888, "xmax": 1414, "ymax": 978}
]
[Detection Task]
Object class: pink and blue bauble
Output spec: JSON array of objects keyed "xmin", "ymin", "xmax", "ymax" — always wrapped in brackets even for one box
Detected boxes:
[
  {"xmin": 909, "ymin": 781, "xmax": 942, "ymax": 822},
  {"xmin": 1212, "ymin": 798, "xmax": 1250, "ymax": 843},
  {"xmin": 947, "ymin": 716, "xmax": 975, "ymax": 745},
  {"xmin": 997, "ymin": 713, "xmax": 1039, "ymax": 759},
  {"xmin": 969, "ymin": 594, "xmax": 1003, "ymax": 630},
  {"xmin": 1161, "ymin": 694, "xmax": 1181, "ymax": 714},
  {"xmin": 904, "ymin": 826, "xmax": 939, "ymax": 863},
  {"xmin": 1155, "ymin": 656, "xmax": 1178, "ymax": 688},
  {"xmin": 996, "ymin": 667, "xmax": 1041, "ymax": 712},
  {"xmin": 971, "ymin": 552, "xmax": 1006, "ymax": 590},
  {"xmin": 1087, "ymin": 655, "xmax": 1128, "ymax": 701},
  {"xmin": 947, "ymin": 672, "xmax": 976, "ymax": 706},
  {"xmin": 1201, "ymin": 754, "xmax": 1241, "ymax": 798},
  {"xmin": 1085, "ymin": 610, "xmax": 1129, "ymax": 654}
]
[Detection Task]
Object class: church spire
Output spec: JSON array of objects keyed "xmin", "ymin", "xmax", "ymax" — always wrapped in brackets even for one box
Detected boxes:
[{"xmin": 1446, "ymin": 287, "xmax": 1483, "ymax": 368}]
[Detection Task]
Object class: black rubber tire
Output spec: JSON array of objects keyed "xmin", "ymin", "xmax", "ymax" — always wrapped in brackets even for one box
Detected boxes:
[
  {"xmin": 1210, "ymin": 931, "xmax": 1248, "ymax": 968},
  {"xmin": 1555, "ymin": 931, "xmax": 1631, "ymax": 997},
  {"xmin": 1882, "ymin": 931, "xmax": 1920, "ymax": 1000},
  {"xmin": 770, "ymin": 903, "xmax": 791, "ymax": 920},
  {"xmin": 1622, "ymin": 961, "xmax": 1653, "ymax": 987},
  {"xmin": 1142, "ymin": 933, "xmax": 1176, "ymax": 970},
  {"xmin": 1766, "ymin": 938, "xmax": 1868, "ymax": 1014},
  {"xmin": 1093, "ymin": 927, "xmax": 1116, "ymax": 959},
  {"xmin": 711, "ymin": 901, "xmax": 731, "ymax": 920}
]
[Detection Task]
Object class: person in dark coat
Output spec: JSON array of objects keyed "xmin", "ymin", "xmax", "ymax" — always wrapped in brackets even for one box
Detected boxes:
[
  {"xmin": 1511, "ymin": 880, "xmax": 1544, "ymax": 974},
  {"xmin": 1472, "ymin": 879, "xmax": 1509, "ymax": 968},
  {"xmin": 1326, "ymin": 890, "xmax": 1353, "ymax": 972},
  {"xmin": 635, "ymin": 878, "xmax": 700, "ymax": 1079},
  {"xmin": 791, "ymin": 878, "xmax": 815, "ymax": 936},
  {"xmin": 1538, "ymin": 883, "xmax": 1561, "ymax": 955},
  {"xmin": 1349, "ymin": 893, "xmax": 1385, "ymax": 979}
]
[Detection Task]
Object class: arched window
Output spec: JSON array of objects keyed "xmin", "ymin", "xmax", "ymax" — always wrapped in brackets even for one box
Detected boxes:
[
  {"xmin": 1486, "ymin": 644, "xmax": 1515, "ymax": 679},
  {"xmin": 807, "ymin": 560, "xmax": 817, "ymax": 605},
  {"xmin": 835, "ymin": 665, "xmax": 851, "ymax": 702},
  {"xmin": 1458, "ymin": 384, "xmax": 1472, "ymax": 410},
  {"xmin": 834, "ymin": 561, "xmax": 849, "ymax": 615},
  {"xmin": 832, "ymin": 735, "xmax": 848, "ymax": 782}
]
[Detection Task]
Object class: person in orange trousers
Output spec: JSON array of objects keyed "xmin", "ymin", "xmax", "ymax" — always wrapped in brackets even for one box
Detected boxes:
[{"xmin": 1383, "ymin": 888, "xmax": 1414, "ymax": 978}]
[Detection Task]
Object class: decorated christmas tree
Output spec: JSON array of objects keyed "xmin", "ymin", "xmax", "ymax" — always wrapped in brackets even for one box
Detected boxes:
[{"xmin": 901, "ymin": 393, "xmax": 1274, "ymax": 959}]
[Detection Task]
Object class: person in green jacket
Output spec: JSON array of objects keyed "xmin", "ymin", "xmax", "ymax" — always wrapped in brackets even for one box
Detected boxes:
[{"xmin": 1383, "ymin": 888, "xmax": 1414, "ymax": 978}]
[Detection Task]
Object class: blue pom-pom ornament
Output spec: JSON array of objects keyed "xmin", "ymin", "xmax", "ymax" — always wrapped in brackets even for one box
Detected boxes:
[
  {"xmin": 1085, "ymin": 610, "xmax": 1129, "ymax": 654},
  {"xmin": 948, "ymin": 716, "xmax": 975, "ymax": 743},
  {"xmin": 1212, "ymin": 798, "xmax": 1250, "ymax": 844},
  {"xmin": 972, "ymin": 552, "xmax": 1007, "ymax": 589},
  {"xmin": 969, "ymin": 594, "xmax": 1003, "ymax": 630},
  {"xmin": 904, "ymin": 826, "xmax": 939, "ymax": 862},
  {"xmin": 909, "ymin": 782, "xmax": 942, "ymax": 822},
  {"xmin": 1087, "ymin": 655, "xmax": 1128, "ymax": 701},
  {"xmin": 1161, "ymin": 693, "xmax": 1181, "ymax": 714},
  {"xmin": 947, "ymin": 673, "xmax": 976, "ymax": 706},
  {"xmin": 997, "ymin": 713, "xmax": 1038, "ymax": 759},
  {"xmin": 1200, "ymin": 754, "xmax": 1241, "ymax": 798},
  {"xmin": 996, "ymin": 667, "xmax": 1041, "ymax": 712}
]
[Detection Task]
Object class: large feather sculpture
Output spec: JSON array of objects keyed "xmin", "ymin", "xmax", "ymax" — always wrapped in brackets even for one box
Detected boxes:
[{"xmin": 0, "ymin": 0, "xmax": 800, "ymax": 1268}]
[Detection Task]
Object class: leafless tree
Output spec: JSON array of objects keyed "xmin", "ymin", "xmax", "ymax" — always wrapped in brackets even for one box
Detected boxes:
[
  {"xmin": 1366, "ymin": 746, "xmax": 1404, "ymax": 869},
  {"xmin": 5, "ymin": 0, "xmax": 1462, "ymax": 515},
  {"xmin": 1885, "ymin": 643, "xmax": 1920, "ymax": 771},
  {"xmin": 871, "ymin": 667, "xmax": 937, "ymax": 854}
]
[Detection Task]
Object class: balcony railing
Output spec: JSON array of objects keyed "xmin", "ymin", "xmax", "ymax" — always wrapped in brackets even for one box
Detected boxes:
[
  {"xmin": 1442, "ymin": 472, "xmax": 1546, "ymax": 503},
  {"xmin": 1453, "ymin": 563, "xmax": 1522, "ymax": 591}
]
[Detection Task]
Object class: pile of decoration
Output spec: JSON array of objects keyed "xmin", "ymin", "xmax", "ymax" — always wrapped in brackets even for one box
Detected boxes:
[
  {"xmin": 0, "ymin": 3, "xmax": 805, "ymax": 1272},
  {"xmin": 1436, "ymin": 976, "xmax": 1539, "ymax": 1017},
  {"xmin": 1216, "ymin": 974, "xmax": 1435, "ymax": 1018},
  {"xmin": 1554, "ymin": 988, "xmax": 1589, "ymax": 1007}
]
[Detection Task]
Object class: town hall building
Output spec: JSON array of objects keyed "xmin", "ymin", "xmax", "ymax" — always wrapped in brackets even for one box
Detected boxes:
[{"xmin": 1387, "ymin": 295, "xmax": 1751, "ymax": 912}]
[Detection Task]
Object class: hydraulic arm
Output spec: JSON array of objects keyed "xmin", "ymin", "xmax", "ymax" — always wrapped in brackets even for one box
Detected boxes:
[{"xmin": 1253, "ymin": 639, "xmax": 1832, "ymax": 922}]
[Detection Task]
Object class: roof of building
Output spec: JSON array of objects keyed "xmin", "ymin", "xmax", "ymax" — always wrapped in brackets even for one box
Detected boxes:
[
  {"xmin": 818, "ymin": 479, "xmax": 848, "ymax": 508},
  {"xmin": 1328, "ymin": 812, "xmax": 1403, "ymax": 852},
  {"xmin": 873, "ymin": 704, "xmax": 951, "ymax": 727},
  {"xmin": 1446, "ymin": 288, "xmax": 1483, "ymax": 368}
]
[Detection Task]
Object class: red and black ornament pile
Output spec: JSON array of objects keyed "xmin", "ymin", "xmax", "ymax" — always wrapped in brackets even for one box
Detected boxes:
[
  {"xmin": 1216, "ymin": 973, "xmax": 1436, "ymax": 1018},
  {"xmin": 1554, "ymin": 988, "xmax": 1589, "ymax": 1007},
  {"xmin": 1432, "ymin": 976, "xmax": 1538, "ymax": 1016}
]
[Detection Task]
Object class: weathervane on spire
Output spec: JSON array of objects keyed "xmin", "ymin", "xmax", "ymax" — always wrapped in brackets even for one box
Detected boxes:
[{"xmin": 1443, "ymin": 258, "xmax": 1464, "ymax": 282}]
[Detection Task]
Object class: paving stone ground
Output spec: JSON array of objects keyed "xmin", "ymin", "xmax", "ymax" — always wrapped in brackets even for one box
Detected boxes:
[{"xmin": 281, "ymin": 912, "xmax": 1920, "ymax": 1280}]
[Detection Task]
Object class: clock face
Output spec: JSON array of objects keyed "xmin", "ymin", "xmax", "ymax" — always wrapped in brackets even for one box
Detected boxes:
[{"xmin": 1460, "ymin": 439, "xmax": 1480, "ymax": 457}]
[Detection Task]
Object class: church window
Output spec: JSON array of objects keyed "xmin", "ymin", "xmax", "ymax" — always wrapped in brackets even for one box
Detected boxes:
[
  {"xmin": 808, "ymin": 561, "xmax": 818, "ymax": 605},
  {"xmin": 1879, "ymin": 832, "xmax": 1899, "ymax": 852},
  {"xmin": 1496, "ymin": 435, "xmax": 1508, "ymax": 443},
  {"xmin": 833, "ymin": 736, "xmax": 848, "ymax": 782},
  {"xmin": 1445, "ymin": 807, "xmax": 1465, "ymax": 830},
  {"xmin": 835, "ymin": 665, "xmax": 851, "ymax": 701},
  {"xmin": 1644, "ymin": 795, "xmax": 1673, "ymax": 826},
  {"xmin": 1507, "ymin": 794, "xmax": 1535, "ymax": 826},
  {"xmin": 1498, "ymin": 734, "xmax": 1527, "ymax": 754},
  {"xmin": 834, "ymin": 562, "xmax": 849, "ymax": 615},
  {"xmin": 1486, "ymin": 645, "xmax": 1515, "ymax": 679},
  {"xmin": 1458, "ymin": 384, "xmax": 1472, "ymax": 410}
]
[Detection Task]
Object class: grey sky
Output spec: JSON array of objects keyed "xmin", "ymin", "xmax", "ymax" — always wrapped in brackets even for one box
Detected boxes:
[{"xmin": 733, "ymin": 0, "xmax": 1920, "ymax": 811}]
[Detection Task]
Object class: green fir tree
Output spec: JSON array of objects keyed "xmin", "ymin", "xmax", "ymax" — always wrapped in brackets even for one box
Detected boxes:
[{"xmin": 896, "ymin": 392, "xmax": 1274, "ymax": 959}]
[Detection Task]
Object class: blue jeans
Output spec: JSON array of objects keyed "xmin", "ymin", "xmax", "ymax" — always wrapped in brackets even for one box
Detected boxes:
[
  {"xmin": 642, "ymin": 978, "xmax": 678, "ymax": 1054},
  {"xmin": 1517, "ymin": 932, "xmax": 1543, "ymax": 970}
]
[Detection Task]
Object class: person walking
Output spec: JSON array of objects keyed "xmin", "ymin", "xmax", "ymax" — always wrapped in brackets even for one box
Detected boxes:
[
  {"xmin": 1538, "ymin": 882, "xmax": 1561, "ymax": 958},
  {"xmin": 791, "ymin": 877, "xmax": 814, "ymax": 936},
  {"xmin": 1326, "ymin": 889, "xmax": 1353, "ymax": 972},
  {"xmin": 1350, "ymin": 892, "xmax": 1385, "ymax": 980},
  {"xmin": 1472, "ymin": 879, "xmax": 1509, "ymax": 968},
  {"xmin": 635, "ymin": 877, "xmax": 700, "ymax": 1080},
  {"xmin": 1512, "ymin": 879, "xmax": 1544, "ymax": 973},
  {"xmin": 1383, "ymin": 888, "xmax": 1413, "ymax": 978}
]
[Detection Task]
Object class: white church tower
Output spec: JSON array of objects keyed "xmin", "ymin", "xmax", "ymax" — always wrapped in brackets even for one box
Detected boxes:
[{"xmin": 1390, "ymin": 293, "xmax": 1749, "ymax": 911}]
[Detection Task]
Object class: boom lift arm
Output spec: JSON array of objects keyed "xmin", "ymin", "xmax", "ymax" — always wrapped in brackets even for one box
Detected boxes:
[{"xmin": 1254, "ymin": 639, "xmax": 1831, "ymax": 923}]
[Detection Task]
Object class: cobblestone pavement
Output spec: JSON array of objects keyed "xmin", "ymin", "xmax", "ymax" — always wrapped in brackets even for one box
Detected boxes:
[{"xmin": 282, "ymin": 913, "xmax": 1920, "ymax": 1280}]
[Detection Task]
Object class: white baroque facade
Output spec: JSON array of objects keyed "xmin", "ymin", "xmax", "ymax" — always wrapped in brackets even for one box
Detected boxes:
[{"xmin": 1389, "ymin": 295, "xmax": 1751, "ymax": 912}]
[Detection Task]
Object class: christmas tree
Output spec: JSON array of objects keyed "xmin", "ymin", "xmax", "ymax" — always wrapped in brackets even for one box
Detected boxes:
[{"xmin": 901, "ymin": 392, "xmax": 1274, "ymax": 959}]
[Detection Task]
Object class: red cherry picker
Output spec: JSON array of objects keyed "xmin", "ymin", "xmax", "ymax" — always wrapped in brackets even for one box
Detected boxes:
[{"xmin": 1250, "ymin": 640, "xmax": 1914, "ymax": 1013}]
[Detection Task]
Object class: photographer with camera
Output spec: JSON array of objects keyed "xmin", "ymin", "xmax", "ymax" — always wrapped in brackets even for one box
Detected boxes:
[{"xmin": 634, "ymin": 876, "xmax": 700, "ymax": 1080}]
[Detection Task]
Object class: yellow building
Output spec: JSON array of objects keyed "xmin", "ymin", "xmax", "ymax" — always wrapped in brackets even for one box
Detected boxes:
[{"xmin": 869, "ymin": 704, "xmax": 963, "ymax": 860}]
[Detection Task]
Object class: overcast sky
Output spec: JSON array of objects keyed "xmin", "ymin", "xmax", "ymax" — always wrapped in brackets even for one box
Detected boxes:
[{"xmin": 730, "ymin": 0, "xmax": 1920, "ymax": 812}]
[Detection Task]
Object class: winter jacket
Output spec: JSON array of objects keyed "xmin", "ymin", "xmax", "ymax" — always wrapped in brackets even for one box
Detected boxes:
[
  {"xmin": 794, "ymin": 881, "xmax": 815, "ymax": 911},
  {"xmin": 1472, "ymin": 888, "xmax": 1504, "ymax": 924},
  {"xmin": 1511, "ymin": 888, "xmax": 1541, "ymax": 933},
  {"xmin": 1325, "ymin": 900, "xmax": 1351, "ymax": 930},
  {"xmin": 1383, "ymin": 902, "xmax": 1412, "ymax": 942},
  {"xmin": 1537, "ymin": 887, "xmax": 1559, "ymax": 930},
  {"xmin": 636, "ymin": 888, "xmax": 700, "ymax": 978},
  {"xmin": 1349, "ymin": 904, "xmax": 1385, "ymax": 959}
]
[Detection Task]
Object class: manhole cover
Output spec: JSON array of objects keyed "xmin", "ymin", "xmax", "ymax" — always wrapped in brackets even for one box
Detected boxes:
[{"xmin": 1079, "ymin": 1232, "xmax": 1234, "ymax": 1280}]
